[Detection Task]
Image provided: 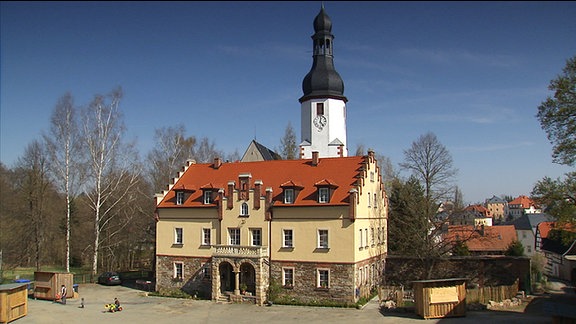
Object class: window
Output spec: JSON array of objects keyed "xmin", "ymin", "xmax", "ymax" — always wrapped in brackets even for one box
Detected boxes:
[
  {"xmin": 229, "ymin": 228, "xmax": 240, "ymax": 245},
  {"xmin": 316, "ymin": 102, "xmax": 324, "ymax": 115},
  {"xmin": 202, "ymin": 228, "xmax": 211, "ymax": 246},
  {"xmin": 318, "ymin": 229, "xmax": 329, "ymax": 249},
  {"xmin": 318, "ymin": 187, "xmax": 329, "ymax": 203},
  {"xmin": 174, "ymin": 262, "xmax": 183, "ymax": 279},
  {"xmin": 371, "ymin": 228, "xmax": 375, "ymax": 246},
  {"xmin": 283, "ymin": 229, "xmax": 293, "ymax": 248},
  {"xmin": 359, "ymin": 229, "xmax": 363, "ymax": 249},
  {"xmin": 174, "ymin": 228, "xmax": 183, "ymax": 245},
  {"xmin": 202, "ymin": 263, "xmax": 211, "ymax": 279},
  {"xmin": 364, "ymin": 229, "xmax": 368, "ymax": 248},
  {"xmin": 317, "ymin": 269, "xmax": 329, "ymax": 288},
  {"xmin": 374, "ymin": 193, "xmax": 377, "ymax": 209},
  {"xmin": 370, "ymin": 171, "xmax": 374, "ymax": 182},
  {"xmin": 283, "ymin": 268, "xmax": 294, "ymax": 287},
  {"xmin": 368, "ymin": 192, "xmax": 371, "ymax": 207},
  {"xmin": 251, "ymin": 228, "xmax": 261, "ymax": 246},
  {"xmin": 240, "ymin": 202, "xmax": 249, "ymax": 216},
  {"xmin": 176, "ymin": 191, "xmax": 184, "ymax": 205},
  {"xmin": 203, "ymin": 191, "xmax": 212, "ymax": 204},
  {"xmin": 284, "ymin": 188, "xmax": 294, "ymax": 204}
]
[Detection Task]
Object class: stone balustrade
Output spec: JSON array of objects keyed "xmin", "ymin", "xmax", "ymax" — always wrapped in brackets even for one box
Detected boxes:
[{"xmin": 213, "ymin": 245, "xmax": 269, "ymax": 258}]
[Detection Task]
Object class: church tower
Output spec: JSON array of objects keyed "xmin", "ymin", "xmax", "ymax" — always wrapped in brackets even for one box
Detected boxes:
[{"xmin": 299, "ymin": 5, "xmax": 348, "ymax": 159}]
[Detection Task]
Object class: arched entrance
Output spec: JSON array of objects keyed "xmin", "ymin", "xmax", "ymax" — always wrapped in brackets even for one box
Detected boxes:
[
  {"xmin": 219, "ymin": 262, "xmax": 234, "ymax": 293},
  {"xmin": 240, "ymin": 262, "xmax": 256, "ymax": 295}
]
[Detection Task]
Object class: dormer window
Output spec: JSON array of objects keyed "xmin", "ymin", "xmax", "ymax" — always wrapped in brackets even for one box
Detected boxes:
[
  {"xmin": 280, "ymin": 181, "xmax": 303, "ymax": 204},
  {"xmin": 203, "ymin": 191, "xmax": 213, "ymax": 204},
  {"xmin": 284, "ymin": 189, "xmax": 294, "ymax": 204},
  {"xmin": 176, "ymin": 191, "xmax": 185, "ymax": 205},
  {"xmin": 318, "ymin": 187, "xmax": 329, "ymax": 203}
]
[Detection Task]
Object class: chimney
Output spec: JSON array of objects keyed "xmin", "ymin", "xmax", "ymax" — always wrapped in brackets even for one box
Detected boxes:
[
  {"xmin": 254, "ymin": 180, "xmax": 262, "ymax": 210},
  {"xmin": 312, "ymin": 151, "xmax": 319, "ymax": 166},
  {"xmin": 213, "ymin": 157, "xmax": 222, "ymax": 169}
]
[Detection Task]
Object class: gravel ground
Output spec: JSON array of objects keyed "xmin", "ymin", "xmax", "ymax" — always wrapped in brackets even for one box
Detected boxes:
[{"xmin": 15, "ymin": 283, "xmax": 555, "ymax": 324}]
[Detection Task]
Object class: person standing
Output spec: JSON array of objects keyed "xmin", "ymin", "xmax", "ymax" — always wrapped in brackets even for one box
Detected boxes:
[{"xmin": 60, "ymin": 285, "xmax": 67, "ymax": 305}]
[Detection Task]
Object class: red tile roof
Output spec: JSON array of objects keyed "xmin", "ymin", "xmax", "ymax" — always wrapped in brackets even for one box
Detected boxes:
[
  {"xmin": 537, "ymin": 222, "xmax": 555, "ymax": 239},
  {"xmin": 444, "ymin": 225, "xmax": 517, "ymax": 253},
  {"xmin": 508, "ymin": 195, "xmax": 536, "ymax": 208},
  {"xmin": 464, "ymin": 204, "xmax": 492, "ymax": 217},
  {"xmin": 157, "ymin": 156, "xmax": 371, "ymax": 208}
]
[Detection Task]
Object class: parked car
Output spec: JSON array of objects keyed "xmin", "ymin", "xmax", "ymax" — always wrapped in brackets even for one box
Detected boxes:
[{"xmin": 98, "ymin": 271, "xmax": 121, "ymax": 286}]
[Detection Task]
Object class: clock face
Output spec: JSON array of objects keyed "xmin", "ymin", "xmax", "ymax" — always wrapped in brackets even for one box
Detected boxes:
[{"xmin": 313, "ymin": 115, "xmax": 327, "ymax": 131}]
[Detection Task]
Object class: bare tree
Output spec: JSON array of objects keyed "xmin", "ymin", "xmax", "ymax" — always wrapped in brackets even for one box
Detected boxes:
[
  {"xmin": 146, "ymin": 125, "xmax": 196, "ymax": 193},
  {"xmin": 80, "ymin": 87, "xmax": 141, "ymax": 276},
  {"xmin": 400, "ymin": 132, "xmax": 458, "ymax": 217},
  {"xmin": 279, "ymin": 122, "xmax": 298, "ymax": 160},
  {"xmin": 194, "ymin": 137, "xmax": 224, "ymax": 163},
  {"xmin": 43, "ymin": 93, "xmax": 82, "ymax": 272},
  {"xmin": 15, "ymin": 141, "xmax": 55, "ymax": 269}
]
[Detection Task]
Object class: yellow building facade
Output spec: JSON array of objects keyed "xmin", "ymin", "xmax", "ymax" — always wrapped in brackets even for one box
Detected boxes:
[{"xmin": 155, "ymin": 153, "xmax": 387, "ymax": 305}]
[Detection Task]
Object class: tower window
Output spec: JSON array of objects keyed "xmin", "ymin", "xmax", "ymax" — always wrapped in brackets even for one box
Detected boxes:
[{"xmin": 316, "ymin": 103, "xmax": 324, "ymax": 115}]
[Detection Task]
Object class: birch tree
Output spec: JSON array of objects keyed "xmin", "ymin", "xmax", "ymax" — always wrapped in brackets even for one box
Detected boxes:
[
  {"xmin": 44, "ymin": 93, "xmax": 82, "ymax": 272},
  {"xmin": 81, "ymin": 87, "xmax": 141, "ymax": 276}
]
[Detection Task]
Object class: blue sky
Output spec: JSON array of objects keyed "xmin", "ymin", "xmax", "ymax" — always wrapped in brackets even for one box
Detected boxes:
[{"xmin": 1, "ymin": 1, "xmax": 575, "ymax": 204}]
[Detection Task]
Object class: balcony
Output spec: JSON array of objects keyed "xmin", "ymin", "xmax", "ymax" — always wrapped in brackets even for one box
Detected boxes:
[{"xmin": 212, "ymin": 245, "xmax": 269, "ymax": 258}]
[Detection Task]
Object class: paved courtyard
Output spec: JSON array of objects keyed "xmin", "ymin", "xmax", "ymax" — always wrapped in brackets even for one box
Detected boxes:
[{"xmin": 16, "ymin": 283, "xmax": 557, "ymax": 323}]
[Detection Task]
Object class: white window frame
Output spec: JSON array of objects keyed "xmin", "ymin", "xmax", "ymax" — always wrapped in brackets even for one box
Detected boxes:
[
  {"xmin": 229, "ymin": 228, "xmax": 240, "ymax": 245},
  {"xmin": 202, "ymin": 228, "xmax": 211, "ymax": 246},
  {"xmin": 174, "ymin": 227, "xmax": 183, "ymax": 245},
  {"xmin": 174, "ymin": 262, "xmax": 183, "ymax": 279},
  {"xmin": 251, "ymin": 228, "xmax": 262, "ymax": 246},
  {"xmin": 283, "ymin": 229, "xmax": 293, "ymax": 248},
  {"xmin": 284, "ymin": 188, "xmax": 294, "ymax": 204},
  {"xmin": 318, "ymin": 229, "xmax": 329, "ymax": 249},
  {"xmin": 318, "ymin": 187, "xmax": 329, "ymax": 203},
  {"xmin": 317, "ymin": 269, "xmax": 329, "ymax": 288},
  {"xmin": 176, "ymin": 191, "xmax": 185, "ymax": 205},
  {"xmin": 240, "ymin": 202, "xmax": 249, "ymax": 216},
  {"xmin": 203, "ymin": 190, "xmax": 212, "ymax": 204},
  {"xmin": 282, "ymin": 267, "xmax": 294, "ymax": 287}
]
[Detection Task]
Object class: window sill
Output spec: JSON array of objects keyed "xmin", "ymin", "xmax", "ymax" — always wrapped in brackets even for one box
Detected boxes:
[
  {"xmin": 314, "ymin": 247, "xmax": 330, "ymax": 253},
  {"xmin": 282, "ymin": 285, "xmax": 294, "ymax": 289},
  {"xmin": 172, "ymin": 243, "xmax": 183, "ymax": 248},
  {"xmin": 280, "ymin": 246, "xmax": 294, "ymax": 251},
  {"xmin": 315, "ymin": 287, "xmax": 329, "ymax": 291}
]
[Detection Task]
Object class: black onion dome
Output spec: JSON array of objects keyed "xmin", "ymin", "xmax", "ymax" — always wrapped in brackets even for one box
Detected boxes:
[
  {"xmin": 300, "ymin": 7, "xmax": 347, "ymax": 103},
  {"xmin": 313, "ymin": 7, "xmax": 332, "ymax": 33}
]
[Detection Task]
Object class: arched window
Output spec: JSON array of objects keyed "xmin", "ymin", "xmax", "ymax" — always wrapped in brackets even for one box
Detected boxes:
[{"xmin": 241, "ymin": 202, "xmax": 249, "ymax": 216}]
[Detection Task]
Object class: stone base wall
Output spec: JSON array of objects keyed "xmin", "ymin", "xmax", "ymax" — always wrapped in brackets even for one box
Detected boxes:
[
  {"xmin": 270, "ymin": 261, "xmax": 356, "ymax": 304},
  {"xmin": 156, "ymin": 255, "xmax": 212, "ymax": 299}
]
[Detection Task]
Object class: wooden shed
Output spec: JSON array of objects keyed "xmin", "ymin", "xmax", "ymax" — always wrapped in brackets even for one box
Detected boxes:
[
  {"xmin": 33, "ymin": 272, "xmax": 74, "ymax": 301},
  {"xmin": 0, "ymin": 283, "xmax": 28, "ymax": 324},
  {"xmin": 412, "ymin": 278, "xmax": 467, "ymax": 319}
]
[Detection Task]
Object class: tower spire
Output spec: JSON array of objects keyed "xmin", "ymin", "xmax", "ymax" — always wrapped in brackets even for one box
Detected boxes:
[{"xmin": 299, "ymin": 5, "xmax": 347, "ymax": 103}]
